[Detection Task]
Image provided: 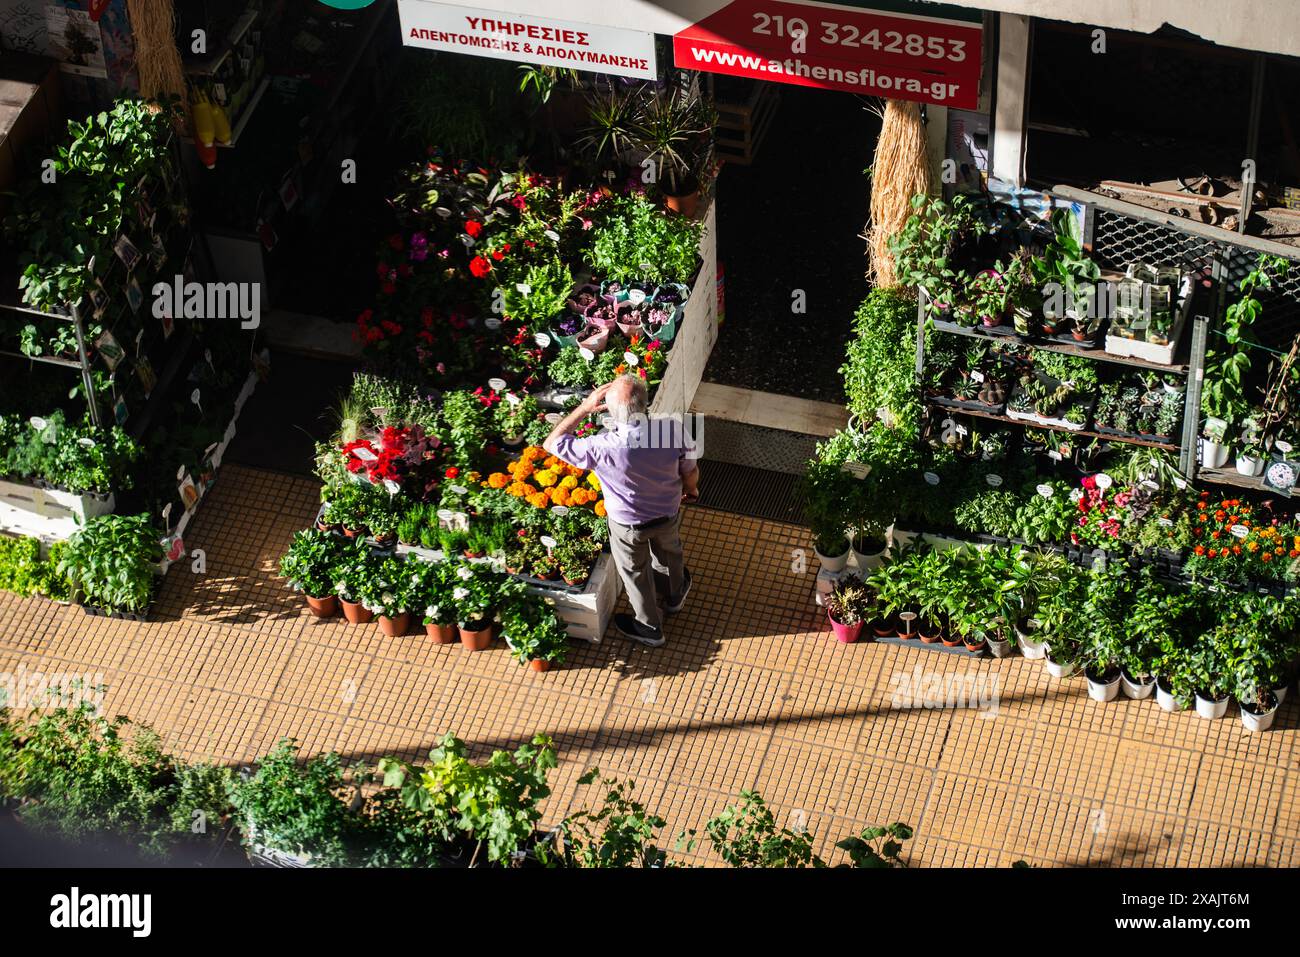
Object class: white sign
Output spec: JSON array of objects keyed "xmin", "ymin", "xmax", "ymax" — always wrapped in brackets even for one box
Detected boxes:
[
  {"xmin": 540, "ymin": 535, "xmax": 558, "ymax": 550},
  {"xmin": 1095, "ymin": 473, "xmax": 1113, "ymax": 490},
  {"xmin": 923, "ymin": 472, "xmax": 940, "ymax": 486},
  {"xmin": 398, "ymin": 2, "xmax": 658, "ymax": 79},
  {"xmin": 534, "ymin": 332, "xmax": 552, "ymax": 348},
  {"xmin": 488, "ymin": 377, "xmax": 507, "ymax": 391},
  {"xmin": 985, "ymin": 473, "xmax": 1003, "ymax": 487},
  {"xmin": 1036, "ymin": 484, "xmax": 1053, "ymax": 498},
  {"xmin": 579, "ymin": 346, "xmax": 595, "ymax": 361}
]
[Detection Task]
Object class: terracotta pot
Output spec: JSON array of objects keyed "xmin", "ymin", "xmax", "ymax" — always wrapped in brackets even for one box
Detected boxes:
[
  {"xmin": 664, "ymin": 189, "xmax": 700, "ymax": 219},
  {"xmin": 562, "ymin": 575, "xmax": 588, "ymax": 588},
  {"xmin": 341, "ymin": 599, "xmax": 373, "ymax": 624},
  {"xmin": 305, "ymin": 594, "xmax": 338, "ymax": 618},
  {"xmin": 425, "ymin": 622, "xmax": 457, "ymax": 644},
  {"xmin": 963, "ymin": 637, "xmax": 986, "ymax": 653},
  {"xmin": 529, "ymin": 658, "xmax": 553, "ymax": 673},
  {"xmin": 871, "ymin": 616, "xmax": 900, "ymax": 639},
  {"xmin": 378, "ymin": 613, "xmax": 411, "ymax": 637},
  {"xmin": 941, "ymin": 634, "xmax": 963, "ymax": 648},
  {"xmin": 342, "ymin": 526, "xmax": 363, "ymax": 539},
  {"xmin": 459, "ymin": 624, "xmax": 494, "ymax": 651}
]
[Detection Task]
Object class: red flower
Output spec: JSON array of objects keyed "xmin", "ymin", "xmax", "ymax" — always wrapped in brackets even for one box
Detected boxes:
[
  {"xmin": 445, "ymin": 467, "xmax": 460, "ymax": 479},
  {"xmin": 511, "ymin": 196, "xmax": 527, "ymax": 210},
  {"xmin": 464, "ymin": 220, "xmax": 483, "ymax": 237},
  {"xmin": 469, "ymin": 256, "xmax": 492, "ymax": 278}
]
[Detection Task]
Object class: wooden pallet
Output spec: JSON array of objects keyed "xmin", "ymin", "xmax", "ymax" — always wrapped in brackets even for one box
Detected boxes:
[{"xmin": 713, "ymin": 81, "xmax": 779, "ymax": 166}]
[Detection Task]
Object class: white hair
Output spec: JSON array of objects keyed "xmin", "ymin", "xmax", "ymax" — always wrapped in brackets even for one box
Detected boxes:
[{"xmin": 608, "ymin": 374, "xmax": 648, "ymax": 424}]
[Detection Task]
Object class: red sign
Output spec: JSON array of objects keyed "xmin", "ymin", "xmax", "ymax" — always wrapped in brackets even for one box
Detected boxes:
[{"xmin": 673, "ymin": 1, "xmax": 982, "ymax": 109}]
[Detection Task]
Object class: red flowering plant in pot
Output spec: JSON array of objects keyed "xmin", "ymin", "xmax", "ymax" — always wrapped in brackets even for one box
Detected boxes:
[{"xmin": 1070, "ymin": 474, "xmax": 1141, "ymax": 550}]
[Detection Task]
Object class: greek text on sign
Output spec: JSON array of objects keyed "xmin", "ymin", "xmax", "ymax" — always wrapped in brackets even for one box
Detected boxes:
[
  {"xmin": 399, "ymin": 1, "xmax": 657, "ymax": 79},
  {"xmin": 674, "ymin": 0, "xmax": 981, "ymax": 109}
]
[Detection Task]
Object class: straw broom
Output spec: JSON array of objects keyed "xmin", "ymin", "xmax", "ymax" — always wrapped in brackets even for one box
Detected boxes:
[
  {"xmin": 126, "ymin": 0, "xmax": 189, "ymax": 124},
  {"xmin": 864, "ymin": 99, "xmax": 933, "ymax": 289}
]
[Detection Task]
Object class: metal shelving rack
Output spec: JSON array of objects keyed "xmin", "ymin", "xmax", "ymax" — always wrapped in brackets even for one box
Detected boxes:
[{"xmin": 915, "ymin": 186, "xmax": 1300, "ymax": 488}]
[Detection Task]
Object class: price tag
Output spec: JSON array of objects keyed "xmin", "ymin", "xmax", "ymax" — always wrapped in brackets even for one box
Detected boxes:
[
  {"xmin": 638, "ymin": 262, "xmax": 654, "ymax": 274},
  {"xmin": 923, "ymin": 472, "xmax": 940, "ymax": 485},
  {"xmin": 544, "ymin": 229, "xmax": 560, "ymax": 242},
  {"xmin": 1037, "ymin": 484, "xmax": 1053, "ymax": 498},
  {"xmin": 551, "ymin": 505, "xmax": 569, "ymax": 516},
  {"xmin": 450, "ymin": 485, "xmax": 468, "ymax": 496},
  {"xmin": 1277, "ymin": 440, "xmax": 1294, "ymax": 454},
  {"xmin": 534, "ymin": 332, "xmax": 551, "ymax": 348},
  {"xmin": 29, "ymin": 416, "xmax": 47, "ymax": 430},
  {"xmin": 371, "ymin": 407, "xmax": 388, "ymax": 417},
  {"xmin": 453, "ymin": 511, "xmax": 470, "ymax": 531},
  {"xmin": 545, "ymin": 413, "xmax": 562, "ymax": 425},
  {"xmin": 1173, "ymin": 477, "xmax": 1188, "ymax": 490},
  {"xmin": 540, "ymin": 535, "xmax": 557, "ymax": 550},
  {"xmin": 842, "ymin": 462, "xmax": 871, "ymax": 479},
  {"xmin": 986, "ymin": 473, "xmax": 1003, "ymax": 487},
  {"xmin": 505, "ymin": 392, "xmax": 521, "ymax": 406},
  {"xmin": 627, "ymin": 289, "xmax": 647, "ymax": 305},
  {"xmin": 1158, "ymin": 517, "xmax": 1174, "ymax": 528},
  {"xmin": 1048, "ymin": 450, "xmax": 1063, "ymax": 462},
  {"xmin": 488, "ymin": 377, "xmax": 507, "ymax": 391},
  {"xmin": 623, "ymin": 351, "xmax": 638, "ymax": 366},
  {"xmin": 515, "ymin": 283, "xmax": 532, "ymax": 295},
  {"xmin": 77, "ymin": 437, "xmax": 96, "ymax": 448},
  {"xmin": 1141, "ymin": 479, "xmax": 1159, "ymax": 490},
  {"xmin": 383, "ymin": 479, "xmax": 401, "ymax": 495},
  {"xmin": 579, "ymin": 347, "xmax": 595, "ymax": 362},
  {"xmin": 484, "ymin": 317, "xmax": 502, "ymax": 331},
  {"xmin": 1230, "ymin": 524, "xmax": 1250, "ymax": 539},
  {"xmin": 1095, "ymin": 473, "xmax": 1113, "ymax": 490},
  {"xmin": 970, "ymin": 370, "xmax": 985, "ymax": 383},
  {"xmin": 353, "ymin": 446, "xmax": 378, "ymax": 462},
  {"xmin": 436, "ymin": 508, "xmax": 454, "ymax": 523}
]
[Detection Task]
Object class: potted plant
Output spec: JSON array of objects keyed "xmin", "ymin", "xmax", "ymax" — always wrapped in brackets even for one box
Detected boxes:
[
  {"xmin": 850, "ymin": 521, "xmax": 889, "ymax": 572},
  {"xmin": 1199, "ymin": 418, "xmax": 1232, "ymax": 470},
  {"xmin": 494, "ymin": 394, "xmax": 542, "ymax": 449},
  {"xmin": 1119, "ymin": 573, "xmax": 1176, "ymax": 699},
  {"xmin": 824, "ymin": 574, "xmax": 871, "ymax": 644},
  {"xmin": 279, "ymin": 529, "xmax": 345, "ymax": 618},
  {"xmin": 1235, "ymin": 432, "xmax": 1267, "ymax": 477},
  {"xmin": 632, "ymin": 84, "xmax": 716, "ymax": 218},
  {"xmin": 1187, "ymin": 636, "xmax": 1231, "ymax": 720},
  {"xmin": 1043, "ymin": 629, "xmax": 1082, "ymax": 680},
  {"xmin": 411, "ymin": 560, "xmax": 457, "ymax": 643},
  {"xmin": 555, "ymin": 538, "xmax": 599, "ymax": 587},
  {"xmin": 1080, "ymin": 564, "xmax": 1128, "ymax": 702},
  {"xmin": 452, "ymin": 563, "xmax": 520, "ymax": 650},
  {"xmin": 334, "ymin": 546, "xmax": 376, "ymax": 625},
  {"xmin": 968, "ymin": 269, "xmax": 1008, "ymax": 328},
  {"xmin": 501, "ymin": 598, "xmax": 571, "ymax": 672},
  {"xmin": 365, "ymin": 557, "xmax": 414, "ymax": 637},
  {"xmin": 57, "ymin": 513, "xmax": 163, "ymax": 619}
]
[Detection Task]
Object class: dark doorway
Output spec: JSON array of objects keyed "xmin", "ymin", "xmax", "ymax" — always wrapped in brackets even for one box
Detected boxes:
[{"xmin": 705, "ymin": 82, "xmax": 880, "ymax": 404}]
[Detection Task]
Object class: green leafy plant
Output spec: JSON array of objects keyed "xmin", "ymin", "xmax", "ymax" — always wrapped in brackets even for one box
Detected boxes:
[
  {"xmin": 588, "ymin": 193, "xmax": 703, "ymax": 285},
  {"xmin": 694, "ymin": 790, "xmax": 824, "ymax": 868},
  {"xmin": 57, "ymin": 513, "xmax": 162, "ymax": 614},
  {"xmin": 835, "ymin": 822, "xmax": 913, "ymax": 868},
  {"xmin": 548, "ymin": 768, "xmax": 669, "ymax": 868},
  {"xmin": 278, "ymin": 529, "xmax": 346, "ymax": 599}
]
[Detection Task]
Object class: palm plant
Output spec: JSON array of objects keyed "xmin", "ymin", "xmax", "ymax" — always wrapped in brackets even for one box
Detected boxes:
[
  {"xmin": 632, "ymin": 87, "xmax": 716, "ymax": 197},
  {"xmin": 576, "ymin": 89, "xmax": 641, "ymax": 173}
]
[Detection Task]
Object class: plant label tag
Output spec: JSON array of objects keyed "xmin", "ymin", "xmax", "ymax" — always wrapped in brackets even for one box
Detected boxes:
[
  {"xmin": 623, "ymin": 351, "xmax": 639, "ymax": 366},
  {"xmin": 1048, "ymin": 450, "xmax": 1063, "ymax": 461},
  {"xmin": 176, "ymin": 464, "xmax": 187, "ymax": 481},
  {"xmin": 453, "ymin": 511, "xmax": 470, "ymax": 531},
  {"xmin": 986, "ymin": 473, "xmax": 1003, "ymax": 487},
  {"xmin": 971, "ymin": 370, "xmax": 985, "ymax": 383},
  {"xmin": 551, "ymin": 505, "xmax": 569, "ymax": 516},
  {"xmin": 29, "ymin": 416, "xmax": 47, "ymax": 430},
  {"xmin": 1277, "ymin": 441, "xmax": 1294, "ymax": 454},
  {"xmin": 516, "ymin": 283, "xmax": 532, "ymax": 295},
  {"xmin": 371, "ymin": 407, "xmax": 388, "ymax": 417},
  {"xmin": 638, "ymin": 262, "xmax": 654, "ymax": 273},
  {"xmin": 923, "ymin": 472, "xmax": 940, "ymax": 485},
  {"xmin": 505, "ymin": 392, "xmax": 520, "ymax": 406},
  {"xmin": 579, "ymin": 347, "xmax": 595, "ymax": 361},
  {"xmin": 161, "ymin": 502, "xmax": 173, "ymax": 524},
  {"xmin": 488, "ymin": 377, "xmax": 507, "ymax": 391},
  {"xmin": 436, "ymin": 508, "xmax": 454, "ymax": 524},
  {"xmin": 353, "ymin": 447, "xmax": 378, "ymax": 462},
  {"xmin": 1095, "ymin": 473, "xmax": 1113, "ymax": 490},
  {"xmin": 435, "ymin": 207, "xmax": 451, "ymax": 218},
  {"xmin": 383, "ymin": 479, "xmax": 401, "ymax": 495},
  {"xmin": 1037, "ymin": 484, "xmax": 1053, "ymax": 497},
  {"xmin": 1230, "ymin": 524, "xmax": 1250, "ymax": 539},
  {"xmin": 534, "ymin": 332, "xmax": 551, "ymax": 348},
  {"xmin": 1173, "ymin": 477, "xmax": 1188, "ymax": 490},
  {"xmin": 954, "ymin": 424, "xmax": 968, "ymax": 437},
  {"xmin": 450, "ymin": 485, "xmax": 468, "ymax": 495},
  {"xmin": 1141, "ymin": 479, "xmax": 1159, "ymax": 490},
  {"xmin": 77, "ymin": 437, "xmax": 96, "ymax": 448},
  {"xmin": 544, "ymin": 229, "xmax": 560, "ymax": 242},
  {"xmin": 540, "ymin": 535, "xmax": 557, "ymax": 550},
  {"xmin": 1158, "ymin": 517, "xmax": 1174, "ymax": 527},
  {"xmin": 191, "ymin": 388, "xmax": 202, "ymax": 406},
  {"xmin": 627, "ymin": 289, "xmax": 647, "ymax": 305},
  {"xmin": 545, "ymin": 413, "xmax": 562, "ymax": 425},
  {"xmin": 842, "ymin": 462, "xmax": 871, "ymax": 479},
  {"xmin": 484, "ymin": 317, "xmax": 502, "ymax": 330}
]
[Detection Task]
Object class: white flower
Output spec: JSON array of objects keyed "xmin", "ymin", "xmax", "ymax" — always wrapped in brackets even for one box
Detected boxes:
[
  {"xmin": 381, "ymin": 591, "xmax": 395, "ymax": 607},
  {"xmin": 425, "ymin": 605, "xmax": 439, "ymax": 618},
  {"xmin": 453, "ymin": 587, "xmax": 469, "ymax": 601},
  {"xmin": 456, "ymin": 566, "xmax": 473, "ymax": 581},
  {"xmin": 1069, "ymin": 488, "xmax": 1083, "ymax": 502}
]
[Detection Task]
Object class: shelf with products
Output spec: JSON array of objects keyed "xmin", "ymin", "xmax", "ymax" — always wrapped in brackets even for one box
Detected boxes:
[{"xmin": 926, "ymin": 402, "xmax": 1180, "ymax": 452}]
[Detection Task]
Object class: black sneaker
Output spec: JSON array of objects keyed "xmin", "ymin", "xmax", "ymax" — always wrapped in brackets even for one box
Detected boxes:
[
  {"xmin": 666, "ymin": 568, "xmax": 692, "ymax": 614},
  {"xmin": 615, "ymin": 614, "xmax": 665, "ymax": 647}
]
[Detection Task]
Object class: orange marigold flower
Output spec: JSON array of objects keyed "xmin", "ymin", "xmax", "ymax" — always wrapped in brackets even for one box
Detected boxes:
[
  {"xmin": 527, "ymin": 492, "xmax": 549, "ymax": 509},
  {"xmin": 508, "ymin": 482, "xmax": 530, "ymax": 498},
  {"xmin": 1262, "ymin": 552, "xmax": 1273, "ymax": 562},
  {"xmin": 487, "ymin": 472, "xmax": 510, "ymax": 489},
  {"xmin": 594, "ymin": 500, "xmax": 606, "ymax": 517}
]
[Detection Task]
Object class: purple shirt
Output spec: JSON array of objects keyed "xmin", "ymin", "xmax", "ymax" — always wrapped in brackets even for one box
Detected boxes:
[{"xmin": 552, "ymin": 416, "xmax": 699, "ymax": 526}]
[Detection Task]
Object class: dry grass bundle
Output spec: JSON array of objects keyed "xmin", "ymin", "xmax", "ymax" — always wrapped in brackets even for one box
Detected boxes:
[
  {"xmin": 126, "ymin": 0, "xmax": 189, "ymax": 122},
  {"xmin": 864, "ymin": 99, "xmax": 933, "ymax": 289}
]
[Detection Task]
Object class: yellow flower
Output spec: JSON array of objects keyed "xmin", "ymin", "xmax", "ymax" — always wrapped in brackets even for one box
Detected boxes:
[
  {"xmin": 535, "ymin": 469, "xmax": 558, "ymax": 488},
  {"xmin": 560, "ymin": 475, "xmax": 578, "ymax": 490},
  {"xmin": 587, "ymin": 474, "xmax": 602, "ymax": 491}
]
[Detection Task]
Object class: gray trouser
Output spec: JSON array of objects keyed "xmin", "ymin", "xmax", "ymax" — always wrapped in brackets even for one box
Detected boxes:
[{"xmin": 608, "ymin": 511, "xmax": 686, "ymax": 633}]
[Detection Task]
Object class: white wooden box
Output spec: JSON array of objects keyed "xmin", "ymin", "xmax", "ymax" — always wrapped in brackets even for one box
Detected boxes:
[{"xmin": 650, "ymin": 200, "xmax": 718, "ymax": 416}]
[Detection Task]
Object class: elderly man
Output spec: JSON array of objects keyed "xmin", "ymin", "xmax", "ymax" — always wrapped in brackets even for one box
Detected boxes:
[{"xmin": 544, "ymin": 375, "xmax": 699, "ymax": 647}]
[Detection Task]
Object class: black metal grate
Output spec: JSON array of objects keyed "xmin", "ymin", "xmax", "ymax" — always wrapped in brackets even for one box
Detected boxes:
[{"xmin": 696, "ymin": 459, "xmax": 806, "ymax": 524}]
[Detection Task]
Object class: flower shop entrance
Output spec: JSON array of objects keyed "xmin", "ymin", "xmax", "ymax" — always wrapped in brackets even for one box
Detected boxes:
[{"xmin": 705, "ymin": 80, "xmax": 882, "ymax": 404}]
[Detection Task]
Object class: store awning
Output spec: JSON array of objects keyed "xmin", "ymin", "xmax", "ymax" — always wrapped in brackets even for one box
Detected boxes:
[{"xmin": 408, "ymin": 0, "xmax": 1300, "ymax": 59}]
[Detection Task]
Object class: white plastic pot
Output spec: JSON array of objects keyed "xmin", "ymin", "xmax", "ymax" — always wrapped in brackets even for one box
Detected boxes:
[
  {"xmin": 1194, "ymin": 692, "xmax": 1230, "ymax": 720},
  {"xmin": 814, "ymin": 544, "xmax": 850, "ymax": 573},
  {"xmin": 1239, "ymin": 699, "xmax": 1278, "ymax": 732},
  {"xmin": 1155, "ymin": 678, "xmax": 1188, "ymax": 712},
  {"xmin": 1044, "ymin": 654, "xmax": 1078, "ymax": 679},
  {"xmin": 1200, "ymin": 440, "xmax": 1230, "ymax": 470},
  {"xmin": 1120, "ymin": 671, "xmax": 1156, "ymax": 700},
  {"xmin": 1235, "ymin": 455, "xmax": 1266, "ymax": 477},
  {"xmin": 1086, "ymin": 669, "xmax": 1121, "ymax": 702},
  {"xmin": 986, "ymin": 633, "xmax": 1014, "ymax": 659},
  {"xmin": 1274, "ymin": 683, "xmax": 1290, "ymax": 706},
  {"xmin": 1016, "ymin": 620, "xmax": 1045, "ymax": 660},
  {"xmin": 851, "ymin": 542, "xmax": 888, "ymax": 572}
]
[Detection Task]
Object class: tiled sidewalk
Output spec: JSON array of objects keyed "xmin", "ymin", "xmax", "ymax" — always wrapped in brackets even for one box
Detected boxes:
[{"xmin": 2, "ymin": 464, "xmax": 1298, "ymax": 866}]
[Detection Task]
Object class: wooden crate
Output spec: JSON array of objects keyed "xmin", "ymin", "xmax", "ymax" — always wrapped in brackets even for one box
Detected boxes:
[
  {"xmin": 713, "ymin": 81, "xmax": 779, "ymax": 166},
  {"xmin": 650, "ymin": 199, "xmax": 719, "ymax": 416},
  {"xmin": 529, "ymin": 553, "xmax": 620, "ymax": 643},
  {"xmin": 0, "ymin": 480, "xmax": 115, "ymax": 543}
]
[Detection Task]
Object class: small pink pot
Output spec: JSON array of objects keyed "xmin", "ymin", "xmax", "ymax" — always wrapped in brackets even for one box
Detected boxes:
[
  {"xmin": 828, "ymin": 614, "xmax": 863, "ymax": 644},
  {"xmin": 576, "ymin": 325, "xmax": 610, "ymax": 353}
]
